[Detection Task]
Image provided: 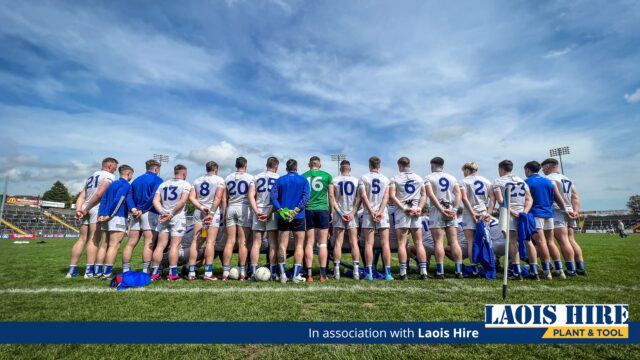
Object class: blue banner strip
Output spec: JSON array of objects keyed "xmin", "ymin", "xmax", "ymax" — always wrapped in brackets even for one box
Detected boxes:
[{"xmin": 0, "ymin": 322, "xmax": 638, "ymax": 344}]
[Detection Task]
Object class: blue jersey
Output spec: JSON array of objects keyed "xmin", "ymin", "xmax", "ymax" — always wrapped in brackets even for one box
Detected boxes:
[
  {"xmin": 126, "ymin": 171, "xmax": 163, "ymax": 213},
  {"xmin": 270, "ymin": 172, "xmax": 310, "ymax": 219},
  {"xmin": 525, "ymin": 174, "xmax": 554, "ymax": 218},
  {"xmin": 99, "ymin": 178, "xmax": 131, "ymax": 218}
]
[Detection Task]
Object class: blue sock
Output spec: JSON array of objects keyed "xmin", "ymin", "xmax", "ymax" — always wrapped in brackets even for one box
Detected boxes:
[
  {"xmin": 566, "ymin": 261, "xmax": 576, "ymax": 273},
  {"xmin": 576, "ymin": 261, "xmax": 585, "ymax": 271},
  {"xmin": 320, "ymin": 267, "xmax": 327, "ymax": 277},
  {"xmin": 470, "ymin": 264, "xmax": 478, "ymax": 273},
  {"xmin": 170, "ymin": 266, "xmax": 178, "ymax": 277},
  {"xmin": 189, "ymin": 265, "xmax": 197, "ymax": 273},
  {"xmin": 554, "ymin": 260, "xmax": 563, "ymax": 271},
  {"xmin": 251, "ymin": 264, "xmax": 258, "ymax": 275},
  {"xmin": 294, "ymin": 264, "xmax": 301, "ymax": 277},
  {"xmin": 455, "ymin": 262, "xmax": 462, "ymax": 274},
  {"xmin": 104, "ymin": 265, "xmax": 113, "ymax": 276},
  {"xmin": 279, "ymin": 262, "xmax": 287, "ymax": 276},
  {"xmin": 68, "ymin": 265, "xmax": 77, "ymax": 276},
  {"xmin": 541, "ymin": 261, "xmax": 550, "ymax": 272},
  {"xmin": 152, "ymin": 266, "xmax": 160, "ymax": 275},
  {"xmin": 270, "ymin": 265, "xmax": 277, "ymax": 278},
  {"xmin": 385, "ymin": 266, "xmax": 391, "ymax": 276},
  {"xmin": 85, "ymin": 264, "xmax": 94, "ymax": 276},
  {"xmin": 436, "ymin": 262, "xmax": 444, "ymax": 275},
  {"xmin": 205, "ymin": 264, "xmax": 213, "ymax": 273},
  {"xmin": 367, "ymin": 265, "xmax": 373, "ymax": 276},
  {"xmin": 94, "ymin": 264, "xmax": 103, "ymax": 276},
  {"xmin": 529, "ymin": 263, "xmax": 538, "ymax": 275},
  {"xmin": 223, "ymin": 265, "xmax": 231, "ymax": 273},
  {"xmin": 511, "ymin": 263, "xmax": 521, "ymax": 275}
]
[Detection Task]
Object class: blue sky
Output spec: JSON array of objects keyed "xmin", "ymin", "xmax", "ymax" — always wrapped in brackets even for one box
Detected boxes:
[{"xmin": 0, "ymin": 0, "xmax": 638, "ymax": 210}]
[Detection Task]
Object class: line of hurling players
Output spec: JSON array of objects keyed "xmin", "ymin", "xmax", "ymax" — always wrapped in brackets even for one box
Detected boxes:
[{"xmin": 66, "ymin": 154, "xmax": 586, "ymax": 283}]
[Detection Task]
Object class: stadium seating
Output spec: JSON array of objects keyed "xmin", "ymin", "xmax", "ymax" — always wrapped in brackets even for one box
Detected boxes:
[
  {"xmin": 0, "ymin": 204, "xmax": 81, "ymax": 236},
  {"xmin": 582, "ymin": 214, "xmax": 639, "ymax": 232}
]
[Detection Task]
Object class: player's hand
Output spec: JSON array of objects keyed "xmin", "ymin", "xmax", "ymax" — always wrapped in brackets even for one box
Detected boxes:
[
  {"xmin": 483, "ymin": 213, "xmax": 491, "ymax": 223},
  {"xmin": 341, "ymin": 214, "xmax": 350, "ymax": 222},
  {"xmin": 202, "ymin": 213, "xmax": 213, "ymax": 225},
  {"xmin": 75, "ymin": 211, "xmax": 84, "ymax": 220},
  {"xmin": 201, "ymin": 207, "xmax": 210, "ymax": 214},
  {"xmin": 472, "ymin": 213, "xmax": 482, "ymax": 224},
  {"xmin": 404, "ymin": 208, "xmax": 413, "ymax": 216},
  {"xmin": 257, "ymin": 212, "xmax": 267, "ymax": 222},
  {"xmin": 568, "ymin": 211, "xmax": 579, "ymax": 220},
  {"xmin": 510, "ymin": 210, "xmax": 520, "ymax": 218},
  {"xmin": 414, "ymin": 208, "xmax": 422, "ymax": 216},
  {"xmin": 159, "ymin": 213, "xmax": 172, "ymax": 222}
]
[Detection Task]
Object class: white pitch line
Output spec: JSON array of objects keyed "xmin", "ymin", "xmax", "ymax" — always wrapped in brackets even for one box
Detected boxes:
[{"xmin": 0, "ymin": 284, "xmax": 637, "ymax": 295}]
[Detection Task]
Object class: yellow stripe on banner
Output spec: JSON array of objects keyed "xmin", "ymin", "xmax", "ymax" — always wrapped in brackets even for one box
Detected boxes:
[
  {"xmin": 1, "ymin": 218, "xmax": 27, "ymax": 235},
  {"xmin": 542, "ymin": 326, "xmax": 628, "ymax": 339},
  {"xmin": 43, "ymin": 211, "xmax": 79, "ymax": 233}
]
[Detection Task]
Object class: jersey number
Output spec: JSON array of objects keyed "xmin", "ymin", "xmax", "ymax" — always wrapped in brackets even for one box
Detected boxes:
[
  {"xmin": 308, "ymin": 177, "xmax": 324, "ymax": 191},
  {"xmin": 162, "ymin": 186, "xmax": 178, "ymax": 201},
  {"xmin": 199, "ymin": 182, "xmax": 210, "ymax": 197},
  {"xmin": 404, "ymin": 180, "xmax": 416, "ymax": 194},
  {"xmin": 228, "ymin": 180, "xmax": 249, "ymax": 196},
  {"xmin": 256, "ymin": 178, "xmax": 276, "ymax": 193},
  {"xmin": 338, "ymin": 181, "xmax": 355, "ymax": 196},
  {"xmin": 561, "ymin": 179, "xmax": 572, "ymax": 194},
  {"xmin": 86, "ymin": 175, "xmax": 100, "ymax": 189},
  {"xmin": 439, "ymin": 177, "xmax": 450, "ymax": 192},
  {"xmin": 473, "ymin": 180, "xmax": 485, "ymax": 196},
  {"xmin": 372, "ymin": 179, "xmax": 381, "ymax": 194},
  {"xmin": 506, "ymin": 182, "xmax": 526, "ymax": 197}
]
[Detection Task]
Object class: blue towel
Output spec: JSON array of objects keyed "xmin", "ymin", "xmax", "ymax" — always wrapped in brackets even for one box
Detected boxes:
[
  {"xmin": 517, "ymin": 212, "xmax": 536, "ymax": 262},
  {"xmin": 472, "ymin": 221, "xmax": 496, "ymax": 280},
  {"xmin": 110, "ymin": 271, "xmax": 151, "ymax": 291}
]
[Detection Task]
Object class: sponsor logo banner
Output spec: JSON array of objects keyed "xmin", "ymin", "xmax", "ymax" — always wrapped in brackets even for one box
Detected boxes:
[{"xmin": 9, "ymin": 234, "xmax": 36, "ymax": 239}]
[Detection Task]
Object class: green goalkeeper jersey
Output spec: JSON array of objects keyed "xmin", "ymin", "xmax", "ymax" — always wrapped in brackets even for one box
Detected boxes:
[{"xmin": 302, "ymin": 169, "xmax": 333, "ymax": 211}]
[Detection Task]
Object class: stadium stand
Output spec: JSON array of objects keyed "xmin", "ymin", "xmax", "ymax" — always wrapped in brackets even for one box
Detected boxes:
[
  {"xmin": 0, "ymin": 204, "xmax": 80, "ymax": 237},
  {"xmin": 582, "ymin": 213, "xmax": 639, "ymax": 232}
]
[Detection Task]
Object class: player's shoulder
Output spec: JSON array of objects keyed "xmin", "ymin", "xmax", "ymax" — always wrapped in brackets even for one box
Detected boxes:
[{"xmin": 409, "ymin": 172, "xmax": 423, "ymax": 182}]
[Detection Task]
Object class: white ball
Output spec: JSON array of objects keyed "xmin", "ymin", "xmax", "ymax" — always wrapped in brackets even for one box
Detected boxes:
[
  {"xmin": 228, "ymin": 267, "xmax": 240, "ymax": 280},
  {"xmin": 255, "ymin": 267, "xmax": 271, "ymax": 282}
]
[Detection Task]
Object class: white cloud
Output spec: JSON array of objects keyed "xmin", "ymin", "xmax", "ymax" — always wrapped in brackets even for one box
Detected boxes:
[
  {"xmin": 184, "ymin": 141, "xmax": 239, "ymax": 165},
  {"xmin": 544, "ymin": 45, "xmax": 576, "ymax": 59},
  {"xmin": 624, "ymin": 88, "xmax": 640, "ymax": 103}
]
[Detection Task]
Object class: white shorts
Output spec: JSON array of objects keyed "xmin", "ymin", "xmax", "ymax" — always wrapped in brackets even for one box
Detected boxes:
[
  {"xmin": 333, "ymin": 211, "xmax": 359, "ymax": 229},
  {"xmin": 130, "ymin": 211, "xmax": 159, "ymax": 231},
  {"xmin": 252, "ymin": 207, "xmax": 278, "ymax": 231},
  {"xmin": 156, "ymin": 215, "xmax": 187, "ymax": 237},
  {"xmin": 193, "ymin": 209, "xmax": 222, "ymax": 228},
  {"xmin": 553, "ymin": 209, "xmax": 577, "ymax": 229},
  {"xmin": 361, "ymin": 211, "xmax": 390, "ymax": 229},
  {"xmin": 535, "ymin": 217, "xmax": 554, "ymax": 230},
  {"xmin": 499, "ymin": 213, "xmax": 519, "ymax": 232},
  {"xmin": 394, "ymin": 208, "xmax": 421, "ymax": 229},
  {"xmin": 462, "ymin": 209, "xmax": 486, "ymax": 230},
  {"xmin": 107, "ymin": 216, "xmax": 127, "ymax": 232},
  {"xmin": 429, "ymin": 207, "xmax": 457, "ymax": 229},
  {"xmin": 81, "ymin": 206, "xmax": 99, "ymax": 225},
  {"xmin": 226, "ymin": 205, "xmax": 251, "ymax": 227}
]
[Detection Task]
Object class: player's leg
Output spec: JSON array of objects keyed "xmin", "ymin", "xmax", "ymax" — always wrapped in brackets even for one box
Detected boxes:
[
  {"xmin": 83, "ymin": 223, "xmax": 99, "ymax": 278},
  {"xmin": 524, "ymin": 237, "xmax": 539, "ymax": 281},
  {"xmin": 332, "ymin": 227, "xmax": 345, "ymax": 280},
  {"xmin": 304, "ymin": 226, "xmax": 315, "ymax": 282},
  {"xmin": 293, "ymin": 226, "xmax": 306, "ymax": 283},
  {"xmin": 431, "ymin": 228, "xmax": 445, "ymax": 278},
  {"xmin": 379, "ymin": 228, "xmax": 392, "ymax": 280},
  {"xmin": 203, "ymin": 226, "xmax": 220, "ymax": 280},
  {"xmin": 250, "ymin": 230, "xmax": 264, "ymax": 280},
  {"xmin": 446, "ymin": 226, "xmax": 463, "ymax": 278},
  {"xmin": 122, "ymin": 229, "xmax": 141, "ymax": 273},
  {"xmin": 410, "ymin": 227, "xmax": 428, "ymax": 279},
  {"xmin": 267, "ymin": 230, "xmax": 278, "ymax": 280},
  {"xmin": 277, "ymin": 230, "xmax": 290, "ymax": 282},
  {"xmin": 167, "ymin": 234, "xmax": 183, "ymax": 280},
  {"xmin": 463, "ymin": 229, "xmax": 477, "ymax": 275},
  {"xmin": 103, "ymin": 230, "xmax": 126, "ymax": 279},
  {"xmin": 67, "ymin": 224, "xmax": 89, "ymax": 278},
  {"xmin": 396, "ymin": 228, "xmax": 409, "ymax": 279},
  {"xmin": 316, "ymin": 210, "xmax": 330, "ymax": 281},
  {"xmin": 508, "ymin": 230, "xmax": 523, "ymax": 280},
  {"xmin": 553, "ymin": 226, "xmax": 575, "ymax": 276},
  {"xmin": 151, "ymin": 230, "xmax": 169, "ymax": 280},
  {"xmin": 237, "ymin": 226, "xmax": 250, "ymax": 280},
  {"xmin": 222, "ymin": 223, "xmax": 237, "ymax": 280},
  {"xmin": 347, "ymin": 226, "xmax": 360, "ymax": 280},
  {"xmin": 533, "ymin": 223, "xmax": 551, "ymax": 280},
  {"xmin": 141, "ymin": 229, "xmax": 157, "ymax": 273},
  {"xmin": 187, "ymin": 222, "xmax": 204, "ymax": 280},
  {"xmin": 364, "ymin": 228, "xmax": 375, "ymax": 280},
  {"xmin": 94, "ymin": 230, "xmax": 109, "ymax": 278},
  {"xmin": 568, "ymin": 227, "xmax": 586, "ymax": 275}
]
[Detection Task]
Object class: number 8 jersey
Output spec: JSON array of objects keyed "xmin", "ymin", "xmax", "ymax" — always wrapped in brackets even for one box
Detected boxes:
[
  {"xmin": 192, "ymin": 174, "xmax": 225, "ymax": 208},
  {"xmin": 156, "ymin": 178, "xmax": 192, "ymax": 217}
]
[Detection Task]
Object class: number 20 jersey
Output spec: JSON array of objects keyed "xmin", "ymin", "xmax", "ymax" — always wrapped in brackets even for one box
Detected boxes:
[{"xmin": 225, "ymin": 172, "xmax": 255, "ymax": 207}]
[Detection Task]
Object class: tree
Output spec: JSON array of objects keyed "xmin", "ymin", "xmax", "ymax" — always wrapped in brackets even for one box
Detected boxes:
[
  {"xmin": 627, "ymin": 194, "xmax": 640, "ymax": 216},
  {"xmin": 42, "ymin": 181, "xmax": 72, "ymax": 203}
]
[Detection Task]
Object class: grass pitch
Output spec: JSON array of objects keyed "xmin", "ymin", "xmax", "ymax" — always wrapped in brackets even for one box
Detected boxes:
[{"xmin": 0, "ymin": 233, "xmax": 638, "ymax": 359}]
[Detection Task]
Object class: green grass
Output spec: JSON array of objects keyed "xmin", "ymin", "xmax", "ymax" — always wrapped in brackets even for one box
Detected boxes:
[{"xmin": 0, "ymin": 233, "xmax": 638, "ymax": 359}]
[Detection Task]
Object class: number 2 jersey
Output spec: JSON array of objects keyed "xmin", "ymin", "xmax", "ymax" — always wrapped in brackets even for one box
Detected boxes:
[
  {"xmin": 156, "ymin": 178, "xmax": 192, "ymax": 217},
  {"xmin": 459, "ymin": 174, "xmax": 492, "ymax": 212},
  {"xmin": 332, "ymin": 175, "xmax": 359, "ymax": 213},
  {"xmin": 358, "ymin": 172, "xmax": 390, "ymax": 214},
  {"xmin": 225, "ymin": 172, "xmax": 255, "ymax": 207},
  {"xmin": 192, "ymin": 174, "xmax": 225, "ymax": 208},
  {"xmin": 492, "ymin": 175, "xmax": 529, "ymax": 212},
  {"xmin": 82, "ymin": 170, "xmax": 115, "ymax": 211},
  {"xmin": 251, "ymin": 171, "xmax": 280, "ymax": 208}
]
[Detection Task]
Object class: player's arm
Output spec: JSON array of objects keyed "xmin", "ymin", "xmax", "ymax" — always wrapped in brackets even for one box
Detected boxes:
[
  {"xmin": 552, "ymin": 182, "xmax": 567, "ymax": 211},
  {"xmin": 416, "ymin": 184, "xmax": 427, "ymax": 216},
  {"xmin": 97, "ymin": 190, "xmax": 110, "ymax": 222},
  {"xmin": 109, "ymin": 184, "xmax": 130, "ymax": 220},
  {"xmin": 328, "ymin": 183, "xmax": 335, "ymax": 221},
  {"xmin": 172, "ymin": 190, "xmax": 190, "ymax": 217},
  {"xmin": 460, "ymin": 186, "xmax": 477, "ymax": 222},
  {"xmin": 388, "ymin": 184, "xmax": 402, "ymax": 209},
  {"xmin": 486, "ymin": 188, "xmax": 496, "ymax": 221},
  {"xmin": 521, "ymin": 189, "xmax": 533, "ymax": 216},
  {"xmin": 452, "ymin": 182, "xmax": 462, "ymax": 210},
  {"xmin": 84, "ymin": 180, "xmax": 112, "ymax": 212},
  {"xmin": 152, "ymin": 192, "xmax": 163, "ymax": 214},
  {"xmin": 211, "ymin": 186, "xmax": 224, "ymax": 214},
  {"xmin": 189, "ymin": 187, "xmax": 206, "ymax": 213},
  {"xmin": 248, "ymin": 182, "xmax": 260, "ymax": 214},
  {"xmin": 126, "ymin": 185, "xmax": 139, "ymax": 217},
  {"xmin": 330, "ymin": 182, "xmax": 341, "ymax": 215},
  {"xmin": 425, "ymin": 182, "xmax": 445, "ymax": 215},
  {"xmin": 570, "ymin": 186, "xmax": 581, "ymax": 218},
  {"xmin": 489, "ymin": 185, "xmax": 503, "ymax": 215},
  {"xmin": 350, "ymin": 196, "xmax": 362, "ymax": 221},
  {"xmin": 74, "ymin": 189, "xmax": 86, "ymax": 219},
  {"xmin": 376, "ymin": 187, "xmax": 390, "ymax": 221},
  {"xmin": 270, "ymin": 181, "xmax": 281, "ymax": 211}
]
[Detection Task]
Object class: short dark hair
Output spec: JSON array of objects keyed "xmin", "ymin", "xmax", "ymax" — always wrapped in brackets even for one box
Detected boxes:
[
  {"xmin": 430, "ymin": 157, "xmax": 445, "ymax": 166},
  {"xmin": 524, "ymin": 161, "xmax": 541, "ymax": 173},
  {"xmin": 145, "ymin": 159, "xmax": 161, "ymax": 171},
  {"xmin": 119, "ymin": 165, "xmax": 133, "ymax": 174},
  {"xmin": 286, "ymin": 159, "xmax": 298, "ymax": 172},
  {"xmin": 541, "ymin": 158, "xmax": 559, "ymax": 166},
  {"xmin": 235, "ymin": 157, "xmax": 247, "ymax": 169},
  {"xmin": 206, "ymin": 161, "xmax": 218, "ymax": 172},
  {"xmin": 309, "ymin": 156, "xmax": 321, "ymax": 164},
  {"xmin": 498, "ymin": 160, "xmax": 513, "ymax": 172},
  {"xmin": 174, "ymin": 164, "xmax": 187, "ymax": 174},
  {"xmin": 397, "ymin": 157, "xmax": 410, "ymax": 167},
  {"xmin": 340, "ymin": 160, "xmax": 350, "ymax": 167},
  {"xmin": 369, "ymin": 156, "xmax": 381, "ymax": 169},
  {"xmin": 266, "ymin": 156, "xmax": 279, "ymax": 169},
  {"xmin": 102, "ymin": 157, "xmax": 118, "ymax": 166}
]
